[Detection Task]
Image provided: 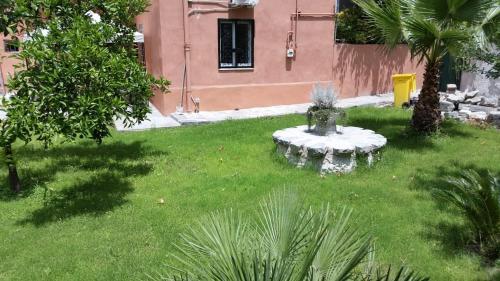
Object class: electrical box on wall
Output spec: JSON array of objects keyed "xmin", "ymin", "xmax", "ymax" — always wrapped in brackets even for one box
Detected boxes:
[
  {"xmin": 229, "ymin": 0, "xmax": 259, "ymax": 7},
  {"xmin": 287, "ymin": 48, "xmax": 295, "ymax": 58}
]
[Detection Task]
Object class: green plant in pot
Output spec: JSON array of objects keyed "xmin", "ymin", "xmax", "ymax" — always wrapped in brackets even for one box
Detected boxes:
[{"xmin": 307, "ymin": 84, "xmax": 345, "ymax": 135}]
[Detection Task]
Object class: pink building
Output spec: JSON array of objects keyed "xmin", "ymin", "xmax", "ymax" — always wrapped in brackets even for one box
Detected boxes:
[
  {"xmin": 0, "ymin": 37, "xmax": 19, "ymax": 95},
  {"xmin": 1, "ymin": 0, "xmax": 425, "ymax": 114}
]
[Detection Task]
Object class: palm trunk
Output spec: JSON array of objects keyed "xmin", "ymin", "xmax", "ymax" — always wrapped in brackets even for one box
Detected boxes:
[
  {"xmin": 4, "ymin": 143, "xmax": 21, "ymax": 193},
  {"xmin": 411, "ymin": 61, "xmax": 442, "ymax": 133}
]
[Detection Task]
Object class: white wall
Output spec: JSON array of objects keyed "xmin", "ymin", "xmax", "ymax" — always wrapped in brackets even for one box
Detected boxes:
[{"xmin": 461, "ymin": 60, "xmax": 500, "ymax": 101}]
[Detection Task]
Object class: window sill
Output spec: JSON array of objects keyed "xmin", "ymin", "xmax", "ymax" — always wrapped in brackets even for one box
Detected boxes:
[{"xmin": 219, "ymin": 68, "xmax": 254, "ymax": 72}]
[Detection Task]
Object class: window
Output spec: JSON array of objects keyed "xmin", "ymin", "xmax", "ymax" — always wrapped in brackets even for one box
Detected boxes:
[
  {"xmin": 136, "ymin": 43, "xmax": 146, "ymax": 66},
  {"xmin": 218, "ymin": 19, "xmax": 254, "ymax": 69},
  {"xmin": 3, "ymin": 40, "xmax": 19, "ymax": 53}
]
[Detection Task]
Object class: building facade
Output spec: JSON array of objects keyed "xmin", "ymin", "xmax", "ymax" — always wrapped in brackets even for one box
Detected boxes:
[
  {"xmin": 137, "ymin": 0, "xmax": 424, "ymax": 115},
  {"xmin": 0, "ymin": 37, "xmax": 19, "ymax": 95},
  {"xmin": 1, "ymin": 0, "xmax": 425, "ymax": 114}
]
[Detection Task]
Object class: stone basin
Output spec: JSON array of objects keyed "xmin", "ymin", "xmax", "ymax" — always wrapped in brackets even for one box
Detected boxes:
[{"xmin": 273, "ymin": 125, "xmax": 387, "ymax": 174}]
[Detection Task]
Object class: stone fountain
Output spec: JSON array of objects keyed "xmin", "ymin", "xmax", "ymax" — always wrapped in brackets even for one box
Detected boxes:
[
  {"xmin": 275, "ymin": 83, "xmax": 388, "ymax": 174},
  {"xmin": 273, "ymin": 125, "xmax": 387, "ymax": 174}
]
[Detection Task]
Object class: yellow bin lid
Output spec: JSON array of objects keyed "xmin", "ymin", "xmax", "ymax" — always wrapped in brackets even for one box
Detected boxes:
[{"xmin": 392, "ymin": 73, "xmax": 415, "ymax": 79}]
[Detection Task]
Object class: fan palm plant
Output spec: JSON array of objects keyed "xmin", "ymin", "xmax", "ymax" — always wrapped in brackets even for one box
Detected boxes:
[
  {"xmin": 151, "ymin": 192, "xmax": 428, "ymax": 281},
  {"xmin": 433, "ymin": 170, "xmax": 500, "ymax": 260},
  {"xmin": 352, "ymin": 0, "xmax": 499, "ymax": 133}
]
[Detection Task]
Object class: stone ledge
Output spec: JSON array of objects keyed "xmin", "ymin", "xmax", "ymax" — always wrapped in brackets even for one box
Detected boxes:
[{"xmin": 273, "ymin": 125, "xmax": 387, "ymax": 174}]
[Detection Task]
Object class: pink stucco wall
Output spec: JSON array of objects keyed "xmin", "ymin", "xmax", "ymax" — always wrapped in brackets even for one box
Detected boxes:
[
  {"xmin": 143, "ymin": 0, "xmax": 425, "ymax": 114},
  {"xmin": 1, "ymin": 1, "xmax": 425, "ymax": 114},
  {"xmin": 0, "ymin": 36, "xmax": 19, "ymax": 94}
]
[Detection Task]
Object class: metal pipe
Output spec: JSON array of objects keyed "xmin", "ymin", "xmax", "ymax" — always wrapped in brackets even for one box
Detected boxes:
[
  {"xmin": 188, "ymin": 0, "xmax": 228, "ymax": 4},
  {"xmin": 0, "ymin": 63, "xmax": 6, "ymax": 95},
  {"xmin": 189, "ymin": 8, "xmax": 229, "ymax": 15},
  {"xmin": 182, "ymin": 0, "xmax": 192, "ymax": 112},
  {"xmin": 291, "ymin": 13, "xmax": 336, "ymax": 17},
  {"xmin": 295, "ymin": 0, "xmax": 298, "ymax": 49}
]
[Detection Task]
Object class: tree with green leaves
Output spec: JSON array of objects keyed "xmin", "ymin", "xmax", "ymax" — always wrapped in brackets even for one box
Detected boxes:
[
  {"xmin": 456, "ymin": 8, "xmax": 500, "ymax": 80},
  {"xmin": 0, "ymin": 0, "xmax": 169, "ymax": 193},
  {"xmin": 152, "ymin": 192, "xmax": 429, "ymax": 281},
  {"xmin": 352, "ymin": 0, "xmax": 499, "ymax": 134}
]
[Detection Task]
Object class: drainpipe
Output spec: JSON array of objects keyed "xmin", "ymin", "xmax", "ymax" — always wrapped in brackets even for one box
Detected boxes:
[
  {"xmin": 182, "ymin": 0, "xmax": 192, "ymax": 112},
  {"xmin": 0, "ymin": 63, "xmax": 6, "ymax": 95},
  {"xmin": 295, "ymin": 0, "xmax": 298, "ymax": 49}
]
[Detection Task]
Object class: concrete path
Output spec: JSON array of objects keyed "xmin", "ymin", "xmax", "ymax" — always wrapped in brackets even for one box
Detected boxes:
[
  {"xmin": 171, "ymin": 93, "xmax": 397, "ymax": 126},
  {"xmin": 115, "ymin": 93, "xmax": 404, "ymax": 131},
  {"xmin": 115, "ymin": 104, "xmax": 181, "ymax": 131}
]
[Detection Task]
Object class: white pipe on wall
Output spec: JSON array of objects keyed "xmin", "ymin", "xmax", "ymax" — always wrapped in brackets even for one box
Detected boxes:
[{"xmin": 182, "ymin": 0, "xmax": 192, "ymax": 112}]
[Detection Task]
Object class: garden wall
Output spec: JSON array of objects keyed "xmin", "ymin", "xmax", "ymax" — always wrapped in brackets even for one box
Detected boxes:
[{"xmin": 461, "ymin": 60, "xmax": 500, "ymax": 102}]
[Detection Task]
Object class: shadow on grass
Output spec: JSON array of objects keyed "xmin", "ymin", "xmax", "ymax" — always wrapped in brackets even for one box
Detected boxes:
[
  {"xmin": 344, "ymin": 111, "xmax": 473, "ymax": 151},
  {"xmin": 412, "ymin": 163, "xmax": 500, "ymax": 258},
  {"xmin": 0, "ymin": 140, "xmax": 163, "ymax": 226}
]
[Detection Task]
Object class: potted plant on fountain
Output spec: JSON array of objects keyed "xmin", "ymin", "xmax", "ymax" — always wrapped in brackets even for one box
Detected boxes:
[{"xmin": 307, "ymin": 84, "xmax": 345, "ymax": 135}]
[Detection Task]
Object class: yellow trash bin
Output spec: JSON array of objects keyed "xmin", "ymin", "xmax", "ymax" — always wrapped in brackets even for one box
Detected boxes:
[{"xmin": 392, "ymin": 73, "xmax": 416, "ymax": 107}]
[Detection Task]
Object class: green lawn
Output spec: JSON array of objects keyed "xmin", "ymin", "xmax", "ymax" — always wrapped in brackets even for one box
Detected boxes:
[{"xmin": 0, "ymin": 107, "xmax": 499, "ymax": 281}]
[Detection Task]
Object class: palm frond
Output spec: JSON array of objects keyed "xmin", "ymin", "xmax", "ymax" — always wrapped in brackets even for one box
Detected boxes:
[
  {"xmin": 313, "ymin": 208, "xmax": 372, "ymax": 281},
  {"xmin": 439, "ymin": 28, "xmax": 471, "ymax": 57},
  {"xmin": 433, "ymin": 170, "xmax": 500, "ymax": 248},
  {"xmin": 154, "ymin": 192, "xmax": 429, "ymax": 281},
  {"xmin": 415, "ymin": 0, "xmax": 495, "ymax": 24},
  {"xmin": 475, "ymin": 5, "xmax": 500, "ymax": 49},
  {"xmin": 172, "ymin": 209, "xmax": 250, "ymax": 280},
  {"xmin": 402, "ymin": 16, "xmax": 441, "ymax": 62},
  {"xmin": 364, "ymin": 266, "xmax": 430, "ymax": 281}
]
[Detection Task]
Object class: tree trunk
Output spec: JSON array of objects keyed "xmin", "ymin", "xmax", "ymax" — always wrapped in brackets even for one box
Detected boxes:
[
  {"xmin": 411, "ymin": 61, "xmax": 442, "ymax": 133},
  {"xmin": 4, "ymin": 143, "xmax": 21, "ymax": 193}
]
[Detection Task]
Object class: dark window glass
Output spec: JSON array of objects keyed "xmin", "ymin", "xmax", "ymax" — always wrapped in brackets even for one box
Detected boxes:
[
  {"xmin": 136, "ymin": 43, "xmax": 146, "ymax": 66},
  {"xmin": 218, "ymin": 19, "xmax": 254, "ymax": 69},
  {"xmin": 235, "ymin": 22, "xmax": 252, "ymax": 67},
  {"xmin": 4, "ymin": 40, "xmax": 19, "ymax": 53},
  {"xmin": 220, "ymin": 22, "xmax": 234, "ymax": 67}
]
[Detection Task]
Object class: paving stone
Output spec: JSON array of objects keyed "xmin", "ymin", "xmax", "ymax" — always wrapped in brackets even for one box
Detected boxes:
[
  {"xmin": 468, "ymin": 111, "xmax": 488, "ymax": 121},
  {"xmin": 440, "ymin": 101, "xmax": 455, "ymax": 112}
]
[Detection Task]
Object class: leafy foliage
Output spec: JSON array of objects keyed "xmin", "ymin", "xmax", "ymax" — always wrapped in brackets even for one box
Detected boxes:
[
  {"xmin": 4, "ymin": 17, "xmax": 168, "ymax": 146},
  {"xmin": 433, "ymin": 170, "xmax": 500, "ymax": 261},
  {"xmin": 352, "ymin": 0, "xmax": 498, "ymax": 133},
  {"xmin": 307, "ymin": 84, "xmax": 345, "ymax": 133},
  {"xmin": 310, "ymin": 83, "xmax": 338, "ymax": 109},
  {"xmin": 0, "ymin": 0, "xmax": 169, "ymax": 191},
  {"xmin": 456, "ymin": 7, "xmax": 500, "ymax": 79},
  {"xmin": 350, "ymin": 0, "xmax": 496, "ymax": 64},
  {"xmin": 335, "ymin": 5, "xmax": 384, "ymax": 44},
  {"xmin": 151, "ymin": 192, "xmax": 429, "ymax": 281}
]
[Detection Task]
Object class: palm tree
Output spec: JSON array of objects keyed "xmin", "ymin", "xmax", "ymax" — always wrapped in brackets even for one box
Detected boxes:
[
  {"xmin": 151, "ymin": 192, "xmax": 428, "ymax": 281},
  {"xmin": 433, "ymin": 170, "xmax": 500, "ymax": 260},
  {"xmin": 352, "ymin": 0, "xmax": 499, "ymax": 133}
]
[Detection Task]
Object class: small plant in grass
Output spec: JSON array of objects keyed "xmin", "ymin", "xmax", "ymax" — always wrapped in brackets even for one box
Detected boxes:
[
  {"xmin": 152, "ymin": 192, "xmax": 428, "ymax": 281},
  {"xmin": 307, "ymin": 84, "xmax": 345, "ymax": 135},
  {"xmin": 433, "ymin": 170, "xmax": 500, "ymax": 261}
]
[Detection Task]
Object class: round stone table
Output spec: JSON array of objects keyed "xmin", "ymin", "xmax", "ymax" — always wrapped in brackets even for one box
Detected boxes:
[{"xmin": 273, "ymin": 125, "xmax": 387, "ymax": 174}]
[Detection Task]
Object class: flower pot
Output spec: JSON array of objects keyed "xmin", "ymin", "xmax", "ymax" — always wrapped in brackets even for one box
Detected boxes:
[{"xmin": 315, "ymin": 113, "xmax": 338, "ymax": 136}]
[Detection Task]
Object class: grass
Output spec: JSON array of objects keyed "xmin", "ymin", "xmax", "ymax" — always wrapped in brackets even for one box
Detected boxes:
[{"xmin": 0, "ymin": 107, "xmax": 499, "ymax": 281}]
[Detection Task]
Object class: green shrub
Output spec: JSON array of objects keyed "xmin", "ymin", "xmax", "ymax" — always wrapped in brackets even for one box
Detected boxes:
[
  {"xmin": 152, "ymin": 192, "xmax": 428, "ymax": 281},
  {"xmin": 434, "ymin": 170, "xmax": 500, "ymax": 261},
  {"xmin": 335, "ymin": 6, "xmax": 381, "ymax": 44},
  {"xmin": 306, "ymin": 84, "xmax": 345, "ymax": 134}
]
